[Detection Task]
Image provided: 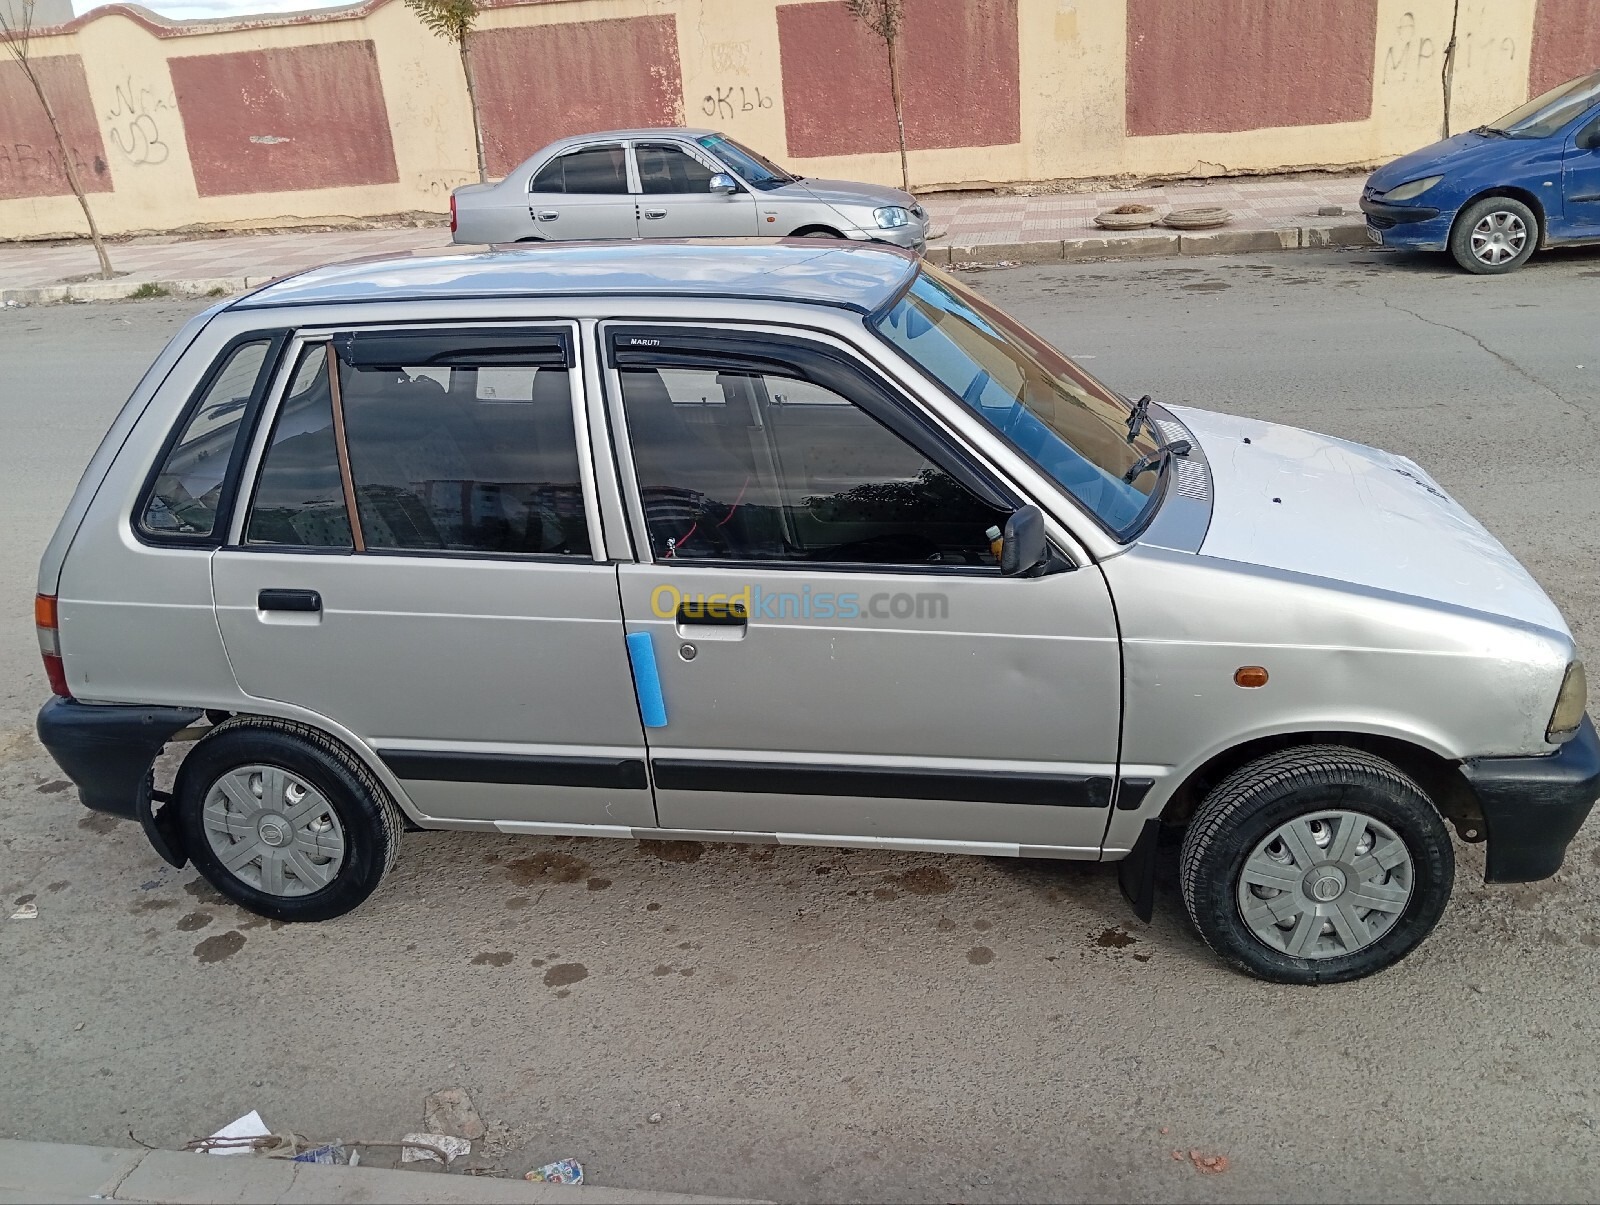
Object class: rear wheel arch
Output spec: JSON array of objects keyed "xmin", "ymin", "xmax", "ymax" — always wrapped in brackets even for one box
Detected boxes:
[{"xmin": 1156, "ymin": 730, "xmax": 1484, "ymax": 844}]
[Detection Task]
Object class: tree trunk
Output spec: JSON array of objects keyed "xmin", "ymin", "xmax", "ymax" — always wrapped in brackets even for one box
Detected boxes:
[
  {"xmin": 459, "ymin": 36, "xmax": 488, "ymax": 184},
  {"xmin": 21, "ymin": 56, "xmax": 114, "ymax": 277},
  {"xmin": 886, "ymin": 34, "xmax": 910, "ymax": 194}
]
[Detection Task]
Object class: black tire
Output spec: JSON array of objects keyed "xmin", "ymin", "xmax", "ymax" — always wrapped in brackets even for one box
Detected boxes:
[
  {"xmin": 175, "ymin": 717, "xmax": 402, "ymax": 922},
  {"xmin": 1449, "ymin": 196, "xmax": 1538, "ymax": 274},
  {"xmin": 1179, "ymin": 746, "xmax": 1453, "ymax": 984},
  {"xmin": 791, "ymin": 226, "xmax": 847, "ymax": 239}
]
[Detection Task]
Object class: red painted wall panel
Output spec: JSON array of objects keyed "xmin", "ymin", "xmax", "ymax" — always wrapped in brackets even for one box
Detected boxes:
[
  {"xmin": 474, "ymin": 15, "xmax": 682, "ymax": 177},
  {"xmin": 778, "ymin": 0, "xmax": 1020, "ymax": 158},
  {"xmin": 0, "ymin": 54, "xmax": 111, "ymax": 200},
  {"xmin": 1530, "ymin": 0, "xmax": 1600, "ymax": 95},
  {"xmin": 1126, "ymin": 0, "xmax": 1378, "ymax": 137},
  {"xmin": 170, "ymin": 40, "xmax": 398, "ymax": 197}
]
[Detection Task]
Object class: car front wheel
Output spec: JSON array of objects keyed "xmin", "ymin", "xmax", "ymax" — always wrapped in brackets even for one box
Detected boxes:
[
  {"xmin": 176, "ymin": 718, "xmax": 402, "ymax": 922},
  {"xmin": 1450, "ymin": 196, "xmax": 1538, "ymax": 274},
  {"xmin": 1179, "ymin": 746, "xmax": 1454, "ymax": 983}
]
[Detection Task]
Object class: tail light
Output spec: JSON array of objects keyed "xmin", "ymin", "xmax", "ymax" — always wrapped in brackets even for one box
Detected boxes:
[
  {"xmin": 449, "ymin": 192, "xmax": 458, "ymax": 235},
  {"xmin": 35, "ymin": 593, "xmax": 70, "ymax": 698}
]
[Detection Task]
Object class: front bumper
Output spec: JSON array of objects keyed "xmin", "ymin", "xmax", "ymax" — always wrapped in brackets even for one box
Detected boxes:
[
  {"xmin": 1360, "ymin": 194, "xmax": 1453, "ymax": 252},
  {"xmin": 1462, "ymin": 715, "xmax": 1600, "ymax": 883}
]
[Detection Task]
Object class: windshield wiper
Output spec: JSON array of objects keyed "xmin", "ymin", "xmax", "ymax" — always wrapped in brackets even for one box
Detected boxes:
[
  {"xmin": 1122, "ymin": 439, "xmax": 1192, "ymax": 484},
  {"xmin": 1473, "ymin": 124, "xmax": 1509, "ymax": 137},
  {"xmin": 1126, "ymin": 394, "xmax": 1153, "ymax": 443}
]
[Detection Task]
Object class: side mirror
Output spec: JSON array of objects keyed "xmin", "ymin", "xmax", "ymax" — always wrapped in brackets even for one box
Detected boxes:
[
  {"xmin": 1000, "ymin": 505, "xmax": 1050, "ymax": 577},
  {"xmin": 709, "ymin": 173, "xmax": 738, "ymax": 196}
]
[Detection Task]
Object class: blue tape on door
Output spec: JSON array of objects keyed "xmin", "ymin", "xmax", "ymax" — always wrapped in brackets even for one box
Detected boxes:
[{"xmin": 625, "ymin": 631, "xmax": 668, "ymax": 728}]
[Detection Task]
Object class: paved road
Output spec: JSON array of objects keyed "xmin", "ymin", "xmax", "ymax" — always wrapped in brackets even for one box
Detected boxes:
[{"xmin": 3, "ymin": 247, "xmax": 1599, "ymax": 1203}]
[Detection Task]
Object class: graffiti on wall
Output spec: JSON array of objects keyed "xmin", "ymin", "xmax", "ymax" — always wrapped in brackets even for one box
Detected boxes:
[
  {"xmin": 1382, "ymin": 12, "xmax": 1438, "ymax": 84},
  {"xmin": 104, "ymin": 77, "xmax": 174, "ymax": 166},
  {"xmin": 701, "ymin": 85, "xmax": 774, "ymax": 120}
]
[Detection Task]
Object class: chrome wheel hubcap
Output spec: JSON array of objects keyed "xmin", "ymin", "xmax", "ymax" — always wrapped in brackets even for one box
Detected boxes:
[
  {"xmin": 1236, "ymin": 810, "xmax": 1413, "ymax": 959},
  {"xmin": 202, "ymin": 764, "xmax": 346, "ymax": 897},
  {"xmin": 1470, "ymin": 211, "xmax": 1527, "ymax": 265}
]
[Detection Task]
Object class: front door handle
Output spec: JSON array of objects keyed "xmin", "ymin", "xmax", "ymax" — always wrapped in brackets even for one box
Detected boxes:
[
  {"xmin": 258, "ymin": 588, "xmax": 321, "ymax": 613},
  {"xmin": 533, "ymin": 209, "xmax": 559, "ymax": 221},
  {"xmin": 676, "ymin": 600, "xmax": 745, "ymax": 626},
  {"xmin": 643, "ymin": 208, "xmax": 668, "ymax": 220}
]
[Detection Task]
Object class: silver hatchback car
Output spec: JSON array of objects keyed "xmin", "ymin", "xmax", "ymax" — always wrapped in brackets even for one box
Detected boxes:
[
  {"xmin": 36, "ymin": 241, "xmax": 1596, "ymax": 984},
  {"xmin": 450, "ymin": 128, "xmax": 928, "ymax": 252}
]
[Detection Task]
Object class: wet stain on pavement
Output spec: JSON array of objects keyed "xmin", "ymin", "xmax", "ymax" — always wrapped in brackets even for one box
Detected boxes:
[
  {"xmin": 646, "ymin": 902, "xmax": 662, "ymax": 911},
  {"xmin": 1181, "ymin": 281, "xmax": 1230, "ymax": 292},
  {"xmin": 176, "ymin": 911, "xmax": 212, "ymax": 932},
  {"xmin": 936, "ymin": 917, "xmax": 957, "ymax": 932},
  {"xmin": 974, "ymin": 919, "xmax": 993, "ymax": 931},
  {"xmin": 472, "ymin": 951, "xmax": 514, "ymax": 967},
  {"xmin": 505, "ymin": 851, "xmax": 591, "ymax": 885},
  {"xmin": 506, "ymin": 896, "xmax": 531, "ymax": 909},
  {"xmin": 967, "ymin": 946, "xmax": 994, "ymax": 965},
  {"xmin": 14, "ymin": 893, "xmax": 36, "ymax": 905},
  {"xmin": 652, "ymin": 964, "xmax": 674, "ymax": 976},
  {"xmin": 586, "ymin": 877, "xmax": 612, "ymax": 891},
  {"xmin": 1095, "ymin": 927, "xmax": 1138, "ymax": 949},
  {"xmin": 871, "ymin": 887, "xmax": 897, "ymax": 901},
  {"xmin": 183, "ymin": 879, "xmax": 227, "ymax": 905},
  {"xmin": 639, "ymin": 840, "xmax": 704, "ymax": 863},
  {"xmin": 77, "ymin": 813, "xmax": 120, "ymax": 835},
  {"xmin": 46, "ymin": 881, "xmax": 69, "ymax": 893},
  {"xmin": 36, "ymin": 780, "xmax": 70, "ymax": 795},
  {"xmin": 544, "ymin": 962, "xmax": 588, "ymax": 988},
  {"xmin": 129, "ymin": 899, "xmax": 176, "ymax": 913},
  {"xmin": 890, "ymin": 867, "xmax": 954, "ymax": 895},
  {"xmin": 193, "ymin": 931, "xmax": 245, "ymax": 963},
  {"xmin": 235, "ymin": 915, "xmax": 285, "ymax": 931}
]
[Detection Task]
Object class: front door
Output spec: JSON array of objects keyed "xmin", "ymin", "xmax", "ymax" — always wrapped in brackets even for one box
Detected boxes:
[
  {"xmin": 525, "ymin": 143, "xmax": 639, "ymax": 241},
  {"xmin": 1561, "ymin": 110, "xmax": 1600, "ymax": 239},
  {"xmin": 601, "ymin": 325, "xmax": 1123, "ymax": 855},
  {"xmin": 631, "ymin": 142, "xmax": 760, "ymax": 237},
  {"xmin": 213, "ymin": 325, "xmax": 653, "ymax": 829}
]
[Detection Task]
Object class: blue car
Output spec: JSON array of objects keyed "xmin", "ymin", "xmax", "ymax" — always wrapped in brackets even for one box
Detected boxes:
[{"xmin": 1362, "ymin": 69, "xmax": 1600, "ymax": 273}]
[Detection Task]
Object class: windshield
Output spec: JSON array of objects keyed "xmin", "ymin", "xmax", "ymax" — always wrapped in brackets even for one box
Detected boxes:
[
  {"xmin": 1486, "ymin": 70, "xmax": 1600, "ymax": 138},
  {"xmin": 697, "ymin": 134, "xmax": 798, "ymax": 190},
  {"xmin": 871, "ymin": 266, "xmax": 1164, "ymax": 537}
]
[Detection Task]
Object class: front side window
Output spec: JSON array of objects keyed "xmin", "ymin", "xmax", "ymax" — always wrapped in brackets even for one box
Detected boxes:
[
  {"xmin": 872, "ymin": 266, "xmax": 1161, "ymax": 537},
  {"xmin": 1486, "ymin": 70, "xmax": 1600, "ymax": 139},
  {"xmin": 619, "ymin": 363, "xmax": 1005, "ymax": 566},
  {"xmin": 695, "ymin": 134, "xmax": 796, "ymax": 191},
  {"xmin": 635, "ymin": 143, "xmax": 717, "ymax": 194},
  {"xmin": 533, "ymin": 145, "xmax": 629, "ymax": 195},
  {"xmin": 141, "ymin": 337, "xmax": 273, "ymax": 538}
]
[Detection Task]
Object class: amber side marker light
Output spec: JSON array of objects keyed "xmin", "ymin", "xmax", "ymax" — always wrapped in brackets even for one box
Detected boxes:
[
  {"xmin": 1234, "ymin": 666, "xmax": 1269, "ymax": 688},
  {"xmin": 36, "ymin": 593, "xmax": 70, "ymax": 698}
]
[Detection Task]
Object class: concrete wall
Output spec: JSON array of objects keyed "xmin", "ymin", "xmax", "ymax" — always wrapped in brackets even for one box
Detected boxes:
[{"xmin": 1, "ymin": 0, "xmax": 1592, "ymax": 240}]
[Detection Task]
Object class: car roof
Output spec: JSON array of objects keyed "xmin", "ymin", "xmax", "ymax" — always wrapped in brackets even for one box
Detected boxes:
[
  {"xmin": 550, "ymin": 127, "xmax": 720, "ymax": 143},
  {"xmin": 231, "ymin": 239, "xmax": 922, "ymax": 314}
]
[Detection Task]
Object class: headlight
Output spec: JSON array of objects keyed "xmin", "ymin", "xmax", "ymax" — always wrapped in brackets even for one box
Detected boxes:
[
  {"xmin": 1547, "ymin": 660, "xmax": 1587, "ymax": 743},
  {"xmin": 1382, "ymin": 174, "xmax": 1444, "ymax": 202},
  {"xmin": 874, "ymin": 206, "xmax": 911, "ymax": 229}
]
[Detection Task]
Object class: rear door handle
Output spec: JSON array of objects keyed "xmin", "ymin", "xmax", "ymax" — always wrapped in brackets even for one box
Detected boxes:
[
  {"xmin": 258, "ymin": 588, "xmax": 321, "ymax": 613},
  {"xmin": 533, "ymin": 209, "xmax": 559, "ymax": 221},
  {"xmin": 643, "ymin": 209, "xmax": 668, "ymax": 220},
  {"xmin": 675, "ymin": 601, "xmax": 746, "ymax": 640}
]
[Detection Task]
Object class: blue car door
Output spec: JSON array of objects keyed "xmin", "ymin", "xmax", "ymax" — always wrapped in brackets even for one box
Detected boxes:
[{"xmin": 1560, "ymin": 107, "xmax": 1600, "ymax": 238}]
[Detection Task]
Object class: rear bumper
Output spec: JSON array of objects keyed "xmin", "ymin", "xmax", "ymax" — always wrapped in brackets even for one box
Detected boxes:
[
  {"xmin": 36, "ymin": 697, "xmax": 201, "ymax": 819},
  {"xmin": 1463, "ymin": 715, "xmax": 1600, "ymax": 883}
]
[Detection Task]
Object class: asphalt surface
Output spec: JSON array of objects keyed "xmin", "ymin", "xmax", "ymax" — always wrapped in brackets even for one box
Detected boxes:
[{"xmin": 3, "ymin": 246, "xmax": 1600, "ymax": 1203}]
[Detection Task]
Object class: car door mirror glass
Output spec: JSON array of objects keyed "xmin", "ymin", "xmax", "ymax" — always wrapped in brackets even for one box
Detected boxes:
[
  {"xmin": 709, "ymin": 173, "xmax": 738, "ymax": 195},
  {"xmin": 1000, "ymin": 505, "xmax": 1051, "ymax": 577}
]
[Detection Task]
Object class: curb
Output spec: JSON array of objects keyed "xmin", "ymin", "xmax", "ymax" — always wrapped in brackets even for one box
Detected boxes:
[
  {"xmin": 1, "ymin": 224, "xmax": 1373, "ymax": 305},
  {"xmin": 0, "ymin": 1139, "xmax": 759, "ymax": 1205}
]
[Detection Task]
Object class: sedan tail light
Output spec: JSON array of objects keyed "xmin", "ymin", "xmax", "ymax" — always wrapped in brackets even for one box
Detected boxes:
[
  {"xmin": 450, "ymin": 192, "xmax": 458, "ymax": 235},
  {"xmin": 36, "ymin": 593, "xmax": 70, "ymax": 698}
]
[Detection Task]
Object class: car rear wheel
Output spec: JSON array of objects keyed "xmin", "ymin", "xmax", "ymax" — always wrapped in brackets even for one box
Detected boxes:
[
  {"xmin": 176, "ymin": 718, "xmax": 402, "ymax": 922},
  {"xmin": 1179, "ymin": 746, "xmax": 1454, "ymax": 983},
  {"xmin": 1450, "ymin": 196, "xmax": 1538, "ymax": 274}
]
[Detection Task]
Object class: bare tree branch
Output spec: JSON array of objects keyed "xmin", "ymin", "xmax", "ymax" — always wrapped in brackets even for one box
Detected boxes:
[
  {"xmin": 405, "ymin": 0, "xmax": 487, "ymax": 184},
  {"xmin": 845, "ymin": 0, "xmax": 910, "ymax": 193}
]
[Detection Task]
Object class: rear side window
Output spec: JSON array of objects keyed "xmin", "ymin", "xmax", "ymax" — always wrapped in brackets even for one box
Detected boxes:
[
  {"xmin": 531, "ymin": 145, "xmax": 628, "ymax": 195},
  {"xmin": 140, "ymin": 337, "xmax": 274, "ymax": 539},
  {"xmin": 246, "ymin": 345, "xmax": 353, "ymax": 548}
]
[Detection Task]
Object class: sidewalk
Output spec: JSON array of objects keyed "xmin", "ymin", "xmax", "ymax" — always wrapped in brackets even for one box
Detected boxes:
[
  {"xmin": 0, "ymin": 1139, "xmax": 755, "ymax": 1205},
  {"xmin": 0, "ymin": 172, "xmax": 1369, "ymax": 305}
]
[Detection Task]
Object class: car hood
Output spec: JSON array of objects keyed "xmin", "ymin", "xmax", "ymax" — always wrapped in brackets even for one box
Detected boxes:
[
  {"xmin": 1365, "ymin": 130, "xmax": 1504, "ymax": 193},
  {"xmin": 1172, "ymin": 406, "xmax": 1567, "ymax": 635},
  {"xmin": 781, "ymin": 177, "xmax": 918, "ymax": 211}
]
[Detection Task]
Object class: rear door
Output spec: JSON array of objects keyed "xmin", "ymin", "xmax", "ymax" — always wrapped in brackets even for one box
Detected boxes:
[
  {"xmin": 600, "ymin": 324, "xmax": 1124, "ymax": 855},
  {"xmin": 631, "ymin": 141, "xmax": 759, "ymax": 237},
  {"xmin": 213, "ymin": 324, "xmax": 653, "ymax": 829},
  {"xmin": 525, "ymin": 144, "xmax": 638, "ymax": 241}
]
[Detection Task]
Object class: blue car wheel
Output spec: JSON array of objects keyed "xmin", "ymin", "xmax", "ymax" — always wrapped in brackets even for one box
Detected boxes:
[{"xmin": 1449, "ymin": 196, "xmax": 1539, "ymax": 274}]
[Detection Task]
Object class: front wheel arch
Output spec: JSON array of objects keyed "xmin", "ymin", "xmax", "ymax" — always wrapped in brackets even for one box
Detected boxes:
[
  {"xmin": 1454, "ymin": 186, "xmax": 1547, "ymax": 246},
  {"xmin": 788, "ymin": 224, "xmax": 849, "ymax": 239}
]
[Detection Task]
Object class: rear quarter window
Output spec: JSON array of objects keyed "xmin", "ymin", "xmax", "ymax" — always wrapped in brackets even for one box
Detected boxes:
[{"xmin": 138, "ymin": 335, "xmax": 279, "ymax": 541}]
